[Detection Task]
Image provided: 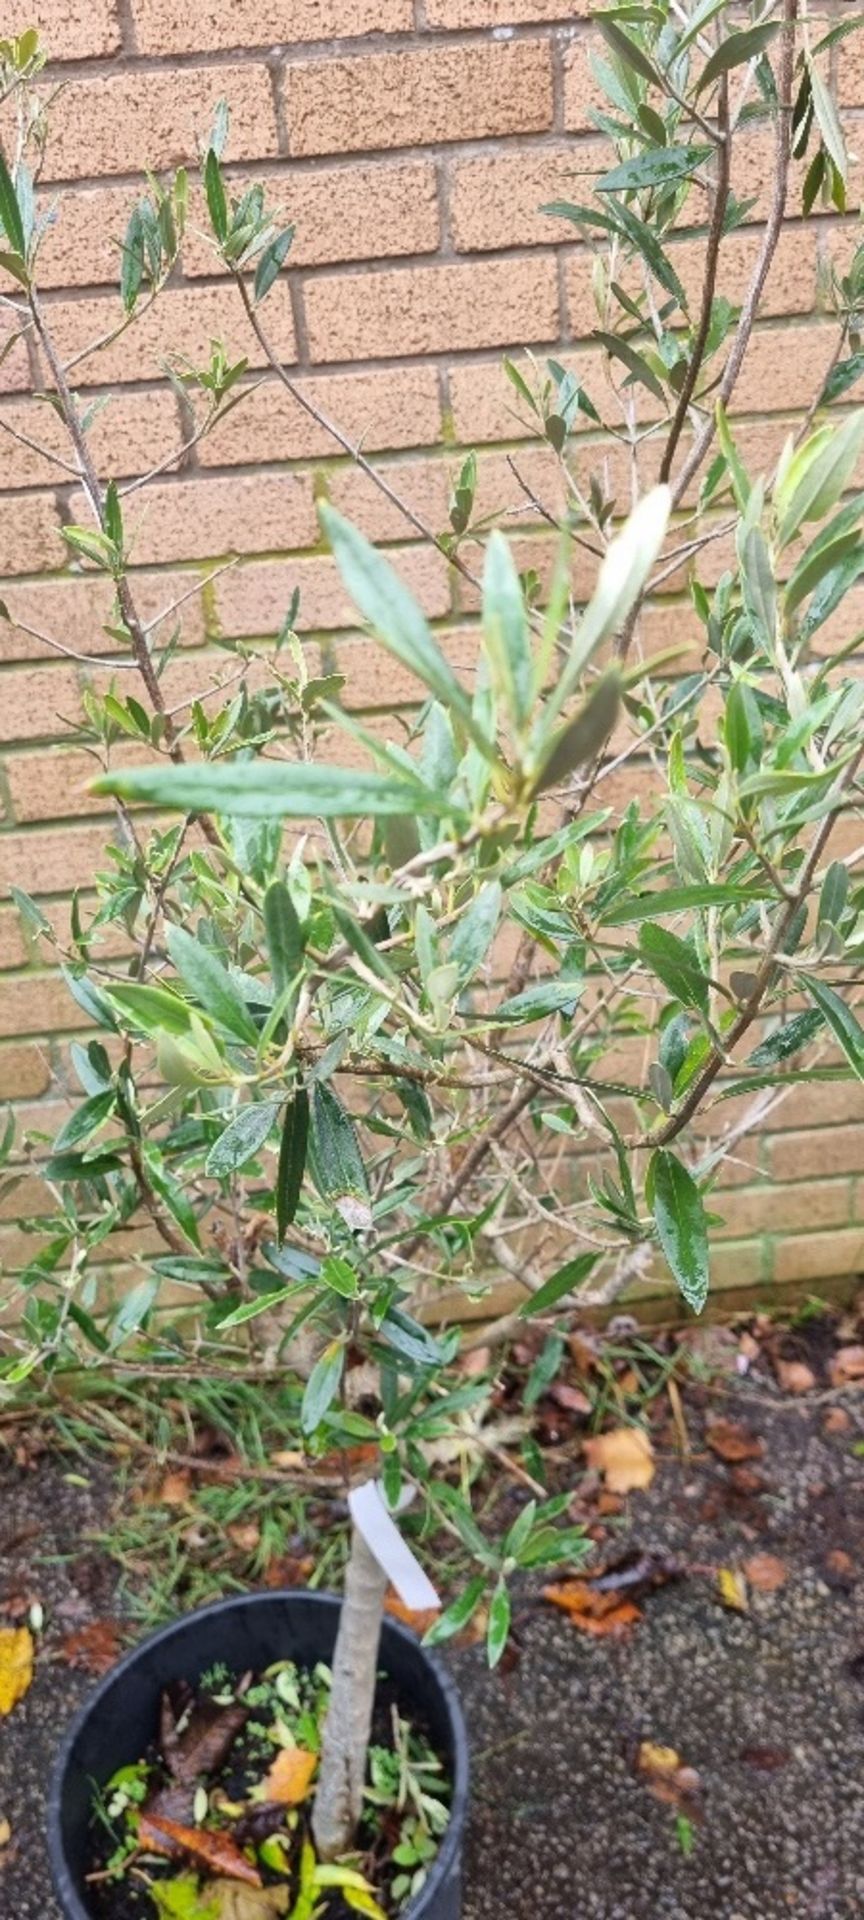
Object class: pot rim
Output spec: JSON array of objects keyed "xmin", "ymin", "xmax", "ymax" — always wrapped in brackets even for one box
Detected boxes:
[{"xmin": 47, "ymin": 1587, "xmax": 469, "ymax": 1920}]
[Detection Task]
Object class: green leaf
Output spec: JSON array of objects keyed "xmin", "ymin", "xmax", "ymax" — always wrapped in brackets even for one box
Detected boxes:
[
  {"xmin": 320, "ymin": 505, "xmax": 492, "ymax": 759},
  {"xmin": 263, "ymin": 880, "xmax": 305, "ymax": 995},
  {"xmin": 204, "ymin": 147, "xmax": 228, "ymax": 243},
  {"xmin": 276, "ymin": 1087, "xmax": 309, "ymax": 1242},
  {"xmin": 820, "ymin": 351, "xmax": 864, "ymax": 406},
  {"xmin": 802, "ymin": 976, "xmax": 864, "ymax": 1078},
  {"xmin": 423, "ymin": 1575, "xmax": 488, "ymax": 1645},
  {"xmin": 449, "ymin": 881, "xmax": 501, "ymax": 987},
  {"xmin": 482, "ymin": 531, "xmax": 533, "ymax": 728},
  {"xmin": 44, "ymin": 1148, "xmax": 124, "ymax": 1182},
  {"xmin": 166, "ymin": 925, "xmax": 262, "ymax": 1045},
  {"xmin": 61, "ymin": 966, "xmax": 120, "ymax": 1032},
  {"xmin": 0, "ymin": 150, "xmax": 26, "ymax": 257},
  {"xmin": 807, "ymin": 56, "xmax": 848, "ymax": 182},
  {"xmin": 301, "ymin": 1341, "xmax": 345, "ymax": 1434},
  {"xmin": 205, "ymin": 1100, "xmax": 281, "ymax": 1178},
  {"xmin": 603, "ymin": 880, "xmax": 770, "ymax": 926},
  {"xmin": 10, "ymin": 885, "xmax": 51, "ymax": 938},
  {"xmin": 62, "ymin": 524, "xmax": 117, "ymax": 570},
  {"xmin": 51, "ymin": 1090, "xmax": 116, "ymax": 1154},
  {"xmin": 486, "ymin": 1579, "xmax": 511, "ymax": 1669},
  {"xmin": 120, "ymin": 202, "xmax": 144, "ymax": 312},
  {"xmin": 309, "ymin": 1081, "xmax": 370, "ymax": 1226},
  {"xmin": 321, "ymin": 1254, "xmax": 359, "ymax": 1299},
  {"xmin": 817, "ymin": 859, "xmax": 849, "ymax": 932},
  {"xmin": 519, "ymin": 1251, "xmax": 600, "ymax": 1316},
  {"xmin": 715, "ymin": 403, "xmax": 751, "ymax": 511},
  {"xmin": 494, "ymin": 977, "xmax": 584, "ymax": 1024},
  {"xmin": 254, "ymin": 224, "xmax": 295, "ymax": 301},
  {"xmin": 92, "ymin": 760, "xmax": 445, "ymax": 821},
  {"xmin": 216, "ymin": 1281, "xmax": 307, "ymax": 1330},
  {"xmin": 593, "ymin": 329, "xmax": 666, "ymax": 403},
  {"xmin": 379, "ymin": 1307, "xmax": 446, "ymax": 1369},
  {"xmin": 696, "ymin": 21, "xmax": 780, "ymax": 91},
  {"xmin": 595, "ymin": 13, "xmax": 662, "ymax": 86},
  {"xmin": 748, "ymin": 1008, "xmax": 823, "ymax": 1067},
  {"xmin": 533, "ymin": 673, "xmax": 620, "ymax": 793},
  {"xmin": 775, "ymin": 412, "xmax": 864, "ymax": 547},
  {"xmin": 651, "ymin": 1148, "xmax": 710, "ymax": 1313},
  {"xmin": 596, "ymin": 145, "xmax": 712, "ymax": 193},
  {"xmin": 638, "ymin": 923, "xmax": 710, "ymax": 1015},
  {"xmin": 107, "ymin": 980, "xmax": 193, "ymax": 1036},
  {"xmin": 547, "ymin": 487, "xmax": 671, "ymax": 721}
]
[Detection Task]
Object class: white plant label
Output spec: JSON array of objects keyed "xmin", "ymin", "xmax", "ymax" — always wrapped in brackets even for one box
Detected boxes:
[{"xmin": 348, "ymin": 1478, "xmax": 440, "ymax": 1612}]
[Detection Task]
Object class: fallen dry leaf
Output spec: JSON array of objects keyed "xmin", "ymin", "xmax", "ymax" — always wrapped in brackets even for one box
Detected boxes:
[
  {"xmin": 384, "ymin": 1594, "xmax": 441, "ymax": 1638},
  {"xmin": 0, "ymin": 1816, "xmax": 10, "ymax": 1849},
  {"xmin": 227, "ymin": 1524, "xmax": 261, "ymax": 1554},
  {"xmin": 775, "ymin": 1358, "xmax": 816, "ymax": 1395},
  {"xmin": 744, "ymin": 1553, "xmax": 788, "ymax": 1594},
  {"xmin": 59, "ymin": 1620, "xmax": 124, "ymax": 1676},
  {"xmin": 583, "ymin": 1426, "xmax": 655, "ymax": 1493},
  {"xmin": 824, "ymin": 1548, "xmax": 857, "ymax": 1590},
  {"xmin": 717, "ymin": 1567, "xmax": 748, "ymax": 1612},
  {"xmin": 637, "ymin": 1741, "xmax": 680, "ymax": 1778},
  {"xmin": 158, "ymin": 1471, "xmax": 192, "ymax": 1505},
  {"xmin": 824, "ymin": 1407, "xmax": 851, "ymax": 1434},
  {"xmin": 262, "ymin": 1554, "xmax": 315, "ymax": 1590},
  {"xmin": 741, "ymin": 1744, "xmax": 790, "ymax": 1772},
  {"xmin": 208, "ymin": 1881, "xmax": 290, "ymax": 1918},
  {"xmin": 260, "ymin": 1746, "xmax": 317, "ymax": 1807},
  {"xmin": 729, "ymin": 1463, "xmax": 768, "ymax": 1496},
  {"xmin": 0, "ymin": 1627, "xmax": 33, "ymax": 1717},
  {"xmin": 829, "ymin": 1346, "xmax": 864, "ymax": 1387},
  {"xmin": 542, "ymin": 1581, "xmax": 641, "ymax": 1636},
  {"xmin": 706, "ymin": 1418, "xmax": 764, "ymax": 1464},
  {"xmin": 459, "ymin": 1345, "xmax": 492, "ymax": 1377},
  {"xmin": 549, "ymin": 1382, "xmax": 592, "ymax": 1415},
  {"xmin": 139, "ymin": 1812, "xmax": 262, "ymax": 1885}
]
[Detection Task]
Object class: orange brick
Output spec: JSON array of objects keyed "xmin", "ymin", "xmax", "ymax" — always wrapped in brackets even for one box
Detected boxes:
[
  {"xmin": 0, "ymin": 390, "xmax": 182, "ymax": 490},
  {"xmin": 837, "ymin": 34, "xmax": 864, "ymax": 106},
  {"xmin": 213, "ymin": 545, "xmax": 452, "ymax": 638},
  {"xmin": 731, "ymin": 323, "xmax": 841, "ymax": 415},
  {"xmin": 198, "ymin": 365, "xmax": 442, "ymax": 466},
  {"xmin": 132, "ymin": 0, "xmax": 412, "ymax": 53},
  {"xmin": 40, "ymin": 281, "xmax": 295, "ymax": 390},
  {"xmin": 0, "ymin": 569, "xmax": 206, "ymax": 665},
  {"xmin": 71, "ymin": 473, "xmax": 319, "ymax": 567},
  {"xmin": 774, "ymin": 1226, "xmax": 864, "ymax": 1285},
  {"xmin": 6, "ymin": 0, "xmax": 119, "ymax": 59},
  {"xmin": 0, "ymin": 906, "xmax": 27, "ymax": 970},
  {"xmin": 428, "ymin": 0, "xmax": 584, "ymax": 18},
  {"xmin": 5, "ymin": 747, "xmax": 152, "ymax": 825},
  {"xmin": 767, "ymin": 1125, "xmax": 864, "ymax": 1182},
  {"xmin": 714, "ymin": 1179, "xmax": 853, "ymax": 1242},
  {"xmin": 563, "ymin": 32, "xmax": 608, "ymax": 133},
  {"xmin": 566, "ymin": 227, "xmax": 818, "ymax": 336},
  {"xmin": 283, "ymin": 40, "xmax": 553, "ymax": 157},
  {"xmin": 0, "ymin": 495, "xmax": 66, "ymax": 576},
  {"xmin": 325, "ymin": 458, "xmax": 452, "ymax": 543},
  {"xmin": 0, "ymin": 665, "xmax": 83, "ymax": 744},
  {"xmin": 41, "ymin": 64, "xmax": 278, "ymax": 183},
  {"xmin": 449, "ymin": 143, "xmax": 583, "ymax": 253},
  {"xmin": 0, "ymin": 972, "xmax": 83, "ymax": 1040},
  {"xmin": 0, "ymin": 1041, "xmax": 52, "ymax": 1098},
  {"xmin": 305, "ymin": 255, "xmax": 559, "ymax": 364},
  {"xmin": 0, "ymin": 823, "xmax": 118, "ymax": 897},
  {"xmin": 325, "ymin": 625, "xmax": 481, "ymax": 709}
]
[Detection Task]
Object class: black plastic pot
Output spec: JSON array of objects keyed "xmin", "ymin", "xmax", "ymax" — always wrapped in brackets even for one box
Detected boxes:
[{"xmin": 48, "ymin": 1589, "xmax": 469, "ymax": 1920}]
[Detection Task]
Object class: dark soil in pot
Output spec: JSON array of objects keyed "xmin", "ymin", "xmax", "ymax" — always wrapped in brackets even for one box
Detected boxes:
[{"xmin": 48, "ymin": 1592, "xmax": 468, "ymax": 1920}]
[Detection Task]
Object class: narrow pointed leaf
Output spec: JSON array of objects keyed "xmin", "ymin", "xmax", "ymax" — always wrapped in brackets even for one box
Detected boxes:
[
  {"xmin": 651, "ymin": 1148, "xmax": 710, "ymax": 1313},
  {"xmin": 92, "ymin": 760, "xmax": 445, "ymax": 820},
  {"xmin": 276, "ymin": 1087, "xmax": 309, "ymax": 1241},
  {"xmin": 205, "ymin": 1100, "xmax": 281, "ymax": 1178}
]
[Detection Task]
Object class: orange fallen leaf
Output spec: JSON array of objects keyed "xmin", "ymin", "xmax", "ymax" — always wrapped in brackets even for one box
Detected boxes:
[
  {"xmin": 717, "ymin": 1567, "xmax": 748, "ymax": 1612},
  {"xmin": 824, "ymin": 1407, "xmax": 851, "ymax": 1434},
  {"xmin": 542, "ymin": 1581, "xmax": 641, "ymax": 1637},
  {"xmin": 60, "ymin": 1620, "xmax": 125, "ymax": 1676},
  {"xmin": 584, "ymin": 1426, "xmax": 654, "ymax": 1493},
  {"xmin": 706, "ymin": 1418, "xmax": 764, "ymax": 1464},
  {"xmin": 227, "ymin": 1524, "xmax": 261, "ymax": 1554},
  {"xmin": 138, "ymin": 1812, "xmax": 262, "ymax": 1885},
  {"xmin": 384, "ymin": 1594, "xmax": 442, "ymax": 1638},
  {"xmin": 158, "ymin": 1471, "xmax": 192, "ymax": 1505},
  {"xmin": 0, "ymin": 1815, "xmax": 10, "ymax": 1849},
  {"xmin": 830, "ymin": 1346, "xmax": 864, "ymax": 1387},
  {"xmin": 0, "ymin": 1627, "xmax": 33, "ymax": 1717},
  {"xmin": 775, "ymin": 1358, "xmax": 816, "ymax": 1395},
  {"xmin": 744, "ymin": 1553, "xmax": 788, "ymax": 1593},
  {"xmin": 637, "ymin": 1741, "xmax": 680, "ymax": 1778},
  {"xmin": 261, "ymin": 1746, "xmax": 317, "ymax": 1806}
]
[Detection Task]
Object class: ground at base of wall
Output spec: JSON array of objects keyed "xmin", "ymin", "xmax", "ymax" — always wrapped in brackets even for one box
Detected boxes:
[{"xmin": 3, "ymin": 1328, "xmax": 864, "ymax": 1920}]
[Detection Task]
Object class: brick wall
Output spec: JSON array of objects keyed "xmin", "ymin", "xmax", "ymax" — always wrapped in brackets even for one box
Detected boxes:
[{"xmin": 1, "ymin": 2, "xmax": 864, "ymax": 1311}]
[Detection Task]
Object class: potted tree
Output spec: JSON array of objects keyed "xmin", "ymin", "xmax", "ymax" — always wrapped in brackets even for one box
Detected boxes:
[{"xmin": 1, "ymin": 5, "xmax": 863, "ymax": 1915}]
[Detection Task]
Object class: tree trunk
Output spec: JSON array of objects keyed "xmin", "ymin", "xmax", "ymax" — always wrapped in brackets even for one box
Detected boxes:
[{"xmin": 312, "ymin": 1522, "xmax": 388, "ymax": 1859}]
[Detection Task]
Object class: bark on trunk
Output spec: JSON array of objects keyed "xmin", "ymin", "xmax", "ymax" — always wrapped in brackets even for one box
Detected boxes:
[{"xmin": 311, "ymin": 1523, "xmax": 388, "ymax": 1859}]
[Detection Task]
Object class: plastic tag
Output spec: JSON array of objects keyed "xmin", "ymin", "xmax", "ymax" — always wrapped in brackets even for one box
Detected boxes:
[{"xmin": 348, "ymin": 1478, "xmax": 440, "ymax": 1612}]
